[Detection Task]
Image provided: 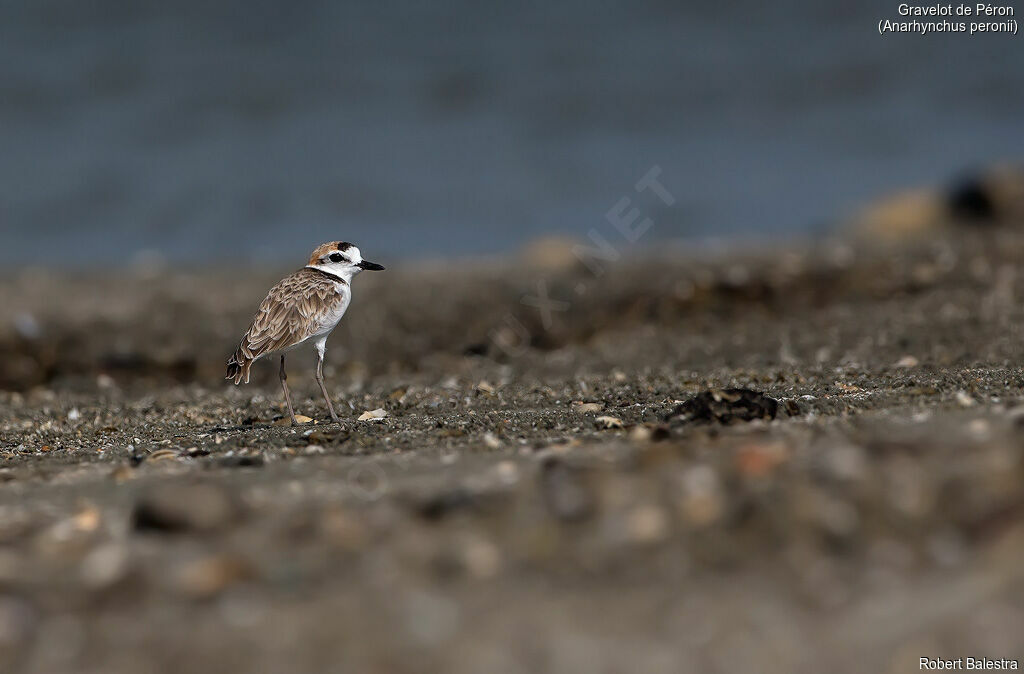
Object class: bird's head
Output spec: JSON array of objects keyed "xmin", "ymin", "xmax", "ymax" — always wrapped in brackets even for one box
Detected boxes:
[{"xmin": 307, "ymin": 241, "xmax": 385, "ymax": 282}]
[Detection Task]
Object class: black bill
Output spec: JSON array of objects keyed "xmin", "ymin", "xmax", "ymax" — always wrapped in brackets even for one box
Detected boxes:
[{"xmin": 357, "ymin": 260, "xmax": 385, "ymax": 271}]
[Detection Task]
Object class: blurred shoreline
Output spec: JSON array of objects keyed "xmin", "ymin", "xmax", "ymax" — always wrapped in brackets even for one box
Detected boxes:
[{"xmin": 4, "ymin": 1, "xmax": 1024, "ymax": 265}]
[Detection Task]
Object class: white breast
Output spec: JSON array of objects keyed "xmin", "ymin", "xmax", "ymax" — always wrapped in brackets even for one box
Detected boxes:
[{"xmin": 313, "ymin": 280, "xmax": 351, "ymax": 337}]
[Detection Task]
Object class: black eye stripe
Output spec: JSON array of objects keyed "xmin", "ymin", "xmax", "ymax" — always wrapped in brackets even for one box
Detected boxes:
[{"xmin": 328, "ymin": 253, "xmax": 348, "ymax": 263}]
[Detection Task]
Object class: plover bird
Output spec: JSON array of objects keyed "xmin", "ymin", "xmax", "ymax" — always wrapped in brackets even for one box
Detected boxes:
[{"xmin": 226, "ymin": 241, "xmax": 385, "ymax": 424}]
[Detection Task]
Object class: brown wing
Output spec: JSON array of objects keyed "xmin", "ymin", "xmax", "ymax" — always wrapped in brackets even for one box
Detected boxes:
[{"xmin": 235, "ymin": 268, "xmax": 344, "ymax": 364}]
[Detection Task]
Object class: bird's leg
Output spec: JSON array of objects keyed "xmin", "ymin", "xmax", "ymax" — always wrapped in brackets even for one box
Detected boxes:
[
  {"xmin": 315, "ymin": 347, "xmax": 340, "ymax": 423},
  {"xmin": 279, "ymin": 355, "xmax": 297, "ymax": 425}
]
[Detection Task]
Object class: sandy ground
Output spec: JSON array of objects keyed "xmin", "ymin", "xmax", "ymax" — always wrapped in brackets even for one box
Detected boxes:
[{"xmin": 2, "ymin": 228, "xmax": 1024, "ymax": 673}]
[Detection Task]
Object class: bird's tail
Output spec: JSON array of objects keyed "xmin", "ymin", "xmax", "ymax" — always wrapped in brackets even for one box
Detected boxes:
[{"xmin": 226, "ymin": 348, "xmax": 253, "ymax": 385}]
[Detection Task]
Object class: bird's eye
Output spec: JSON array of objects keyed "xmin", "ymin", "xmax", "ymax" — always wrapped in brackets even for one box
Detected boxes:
[{"xmin": 329, "ymin": 253, "xmax": 344, "ymax": 263}]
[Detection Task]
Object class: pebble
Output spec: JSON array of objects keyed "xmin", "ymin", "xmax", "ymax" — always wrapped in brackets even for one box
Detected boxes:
[
  {"xmin": 175, "ymin": 554, "xmax": 253, "ymax": 599},
  {"xmin": 629, "ymin": 425, "xmax": 652, "ymax": 444},
  {"xmin": 217, "ymin": 454, "xmax": 265, "ymax": 468},
  {"xmin": 110, "ymin": 465, "xmax": 135, "ymax": 483},
  {"xmin": 132, "ymin": 482, "xmax": 241, "ymax": 533},
  {"xmin": 627, "ymin": 505, "xmax": 670, "ymax": 544},
  {"xmin": 147, "ymin": 449, "xmax": 179, "ymax": 462},
  {"xmin": 71, "ymin": 505, "xmax": 101, "ymax": 533},
  {"xmin": 39, "ymin": 506, "xmax": 102, "ymax": 551},
  {"xmin": 894, "ymin": 355, "xmax": 919, "ymax": 368},
  {"xmin": 595, "ymin": 416, "xmax": 624, "ymax": 430},
  {"xmin": 955, "ymin": 391, "xmax": 976, "ymax": 407},
  {"xmin": 968, "ymin": 418, "xmax": 991, "ymax": 439},
  {"xmin": 460, "ymin": 535, "xmax": 501, "ymax": 578},
  {"xmin": 319, "ymin": 507, "xmax": 368, "ymax": 549},
  {"xmin": 492, "ymin": 461, "xmax": 519, "ymax": 485},
  {"xmin": 573, "ymin": 402, "xmax": 604, "ymax": 414},
  {"xmin": 79, "ymin": 543, "xmax": 130, "ymax": 589},
  {"xmin": 358, "ymin": 408, "xmax": 387, "ymax": 422},
  {"xmin": 305, "ymin": 430, "xmax": 348, "ymax": 445},
  {"xmin": 540, "ymin": 458, "xmax": 593, "ymax": 522},
  {"xmin": 735, "ymin": 441, "xmax": 789, "ymax": 478},
  {"xmin": 416, "ymin": 489, "xmax": 474, "ymax": 521},
  {"xmin": 823, "ymin": 444, "xmax": 868, "ymax": 483},
  {"xmin": 274, "ymin": 414, "xmax": 313, "ymax": 426},
  {"xmin": 678, "ymin": 465, "xmax": 724, "ymax": 527}
]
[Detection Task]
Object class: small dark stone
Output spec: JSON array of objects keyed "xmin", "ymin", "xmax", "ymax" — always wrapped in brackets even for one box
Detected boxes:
[
  {"xmin": 304, "ymin": 430, "xmax": 349, "ymax": 446},
  {"xmin": 129, "ymin": 452, "xmax": 145, "ymax": 467},
  {"xmin": 415, "ymin": 487, "xmax": 475, "ymax": 520},
  {"xmin": 463, "ymin": 342, "xmax": 489, "ymax": 357},
  {"xmin": 216, "ymin": 454, "xmax": 264, "ymax": 468},
  {"xmin": 667, "ymin": 388, "xmax": 779, "ymax": 426},
  {"xmin": 947, "ymin": 175, "xmax": 996, "ymax": 223},
  {"xmin": 416, "ymin": 489, "xmax": 474, "ymax": 521},
  {"xmin": 132, "ymin": 482, "xmax": 241, "ymax": 534},
  {"xmin": 650, "ymin": 425, "xmax": 672, "ymax": 441}
]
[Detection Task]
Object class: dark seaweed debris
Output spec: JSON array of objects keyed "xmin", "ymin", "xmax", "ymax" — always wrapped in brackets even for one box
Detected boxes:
[{"xmin": 667, "ymin": 388, "xmax": 778, "ymax": 426}]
